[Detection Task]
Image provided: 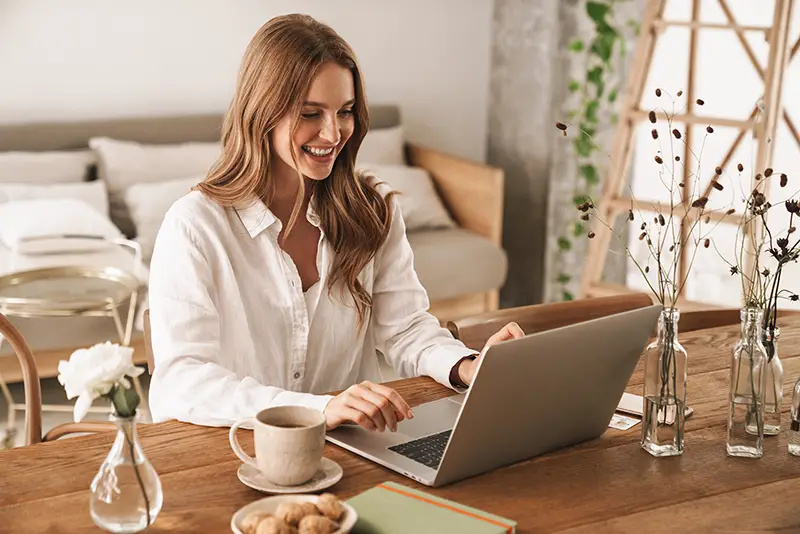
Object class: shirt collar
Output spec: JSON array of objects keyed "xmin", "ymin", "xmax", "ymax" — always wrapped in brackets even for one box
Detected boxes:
[{"xmin": 235, "ymin": 196, "xmax": 321, "ymax": 239}]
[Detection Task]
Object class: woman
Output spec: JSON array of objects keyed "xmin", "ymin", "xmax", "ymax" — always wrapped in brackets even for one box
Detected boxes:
[{"xmin": 148, "ymin": 14, "xmax": 523, "ymax": 433}]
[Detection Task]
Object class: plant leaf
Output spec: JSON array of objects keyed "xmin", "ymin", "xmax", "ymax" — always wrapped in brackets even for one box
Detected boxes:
[
  {"xmin": 586, "ymin": 1, "xmax": 610, "ymax": 24},
  {"xmin": 111, "ymin": 384, "xmax": 140, "ymax": 418},
  {"xmin": 574, "ymin": 135, "xmax": 594, "ymax": 158},
  {"xmin": 580, "ymin": 164, "xmax": 600, "ymax": 185},
  {"xmin": 557, "ymin": 273, "xmax": 571, "ymax": 284},
  {"xmin": 587, "ymin": 66, "xmax": 605, "ymax": 98},
  {"xmin": 608, "ymin": 88, "xmax": 618, "ymax": 103},
  {"xmin": 557, "ymin": 237, "xmax": 572, "ymax": 251},
  {"xmin": 563, "ymin": 291, "xmax": 575, "ymax": 301},
  {"xmin": 585, "ymin": 100, "xmax": 600, "ymax": 123},
  {"xmin": 568, "ymin": 80, "xmax": 580, "ymax": 93},
  {"xmin": 569, "ymin": 39, "xmax": 585, "ymax": 52},
  {"xmin": 573, "ymin": 222, "xmax": 585, "ymax": 237}
]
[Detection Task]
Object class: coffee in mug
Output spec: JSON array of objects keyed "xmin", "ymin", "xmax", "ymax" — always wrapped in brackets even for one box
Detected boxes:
[{"xmin": 229, "ymin": 405, "xmax": 326, "ymax": 486}]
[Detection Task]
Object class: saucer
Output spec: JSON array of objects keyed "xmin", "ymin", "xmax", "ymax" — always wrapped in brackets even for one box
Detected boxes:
[{"xmin": 237, "ymin": 457, "xmax": 343, "ymax": 494}]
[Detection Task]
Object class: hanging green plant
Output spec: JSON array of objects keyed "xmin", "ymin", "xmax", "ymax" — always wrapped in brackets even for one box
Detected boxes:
[{"xmin": 554, "ymin": 0, "xmax": 638, "ymax": 301}]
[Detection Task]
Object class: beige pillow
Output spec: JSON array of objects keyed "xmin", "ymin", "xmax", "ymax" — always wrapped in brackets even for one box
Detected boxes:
[
  {"xmin": 357, "ymin": 126, "xmax": 405, "ymax": 166},
  {"xmin": 89, "ymin": 137, "xmax": 220, "ymax": 237},
  {"xmin": 359, "ymin": 163, "xmax": 455, "ymax": 231},
  {"xmin": 0, "ymin": 180, "xmax": 109, "ymax": 217},
  {"xmin": 0, "ymin": 150, "xmax": 95, "ymax": 183}
]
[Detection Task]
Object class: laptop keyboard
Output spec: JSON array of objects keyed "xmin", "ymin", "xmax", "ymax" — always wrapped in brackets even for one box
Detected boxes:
[{"xmin": 388, "ymin": 429, "xmax": 452, "ymax": 470}]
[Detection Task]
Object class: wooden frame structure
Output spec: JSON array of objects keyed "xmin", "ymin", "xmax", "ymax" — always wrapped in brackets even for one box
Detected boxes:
[{"xmin": 581, "ymin": 0, "xmax": 796, "ymax": 308}]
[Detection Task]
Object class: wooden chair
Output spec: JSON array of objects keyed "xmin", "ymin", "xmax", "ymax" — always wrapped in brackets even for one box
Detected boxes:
[
  {"xmin": 0, "ymin": 311, "xmax": 115, "ymax": 446},
  {"xmin": 447, "ymin": 293, "xmax": 654, "ymax": 351}
]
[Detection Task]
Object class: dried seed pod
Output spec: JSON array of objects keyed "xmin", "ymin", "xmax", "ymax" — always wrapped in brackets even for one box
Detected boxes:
[
  {"xmin": 647, "ymin": 238, "xmax": 652, "ymax": 245},
  {"xmin": 715, "ymin": 166, "xmax": 722, "ymax": 175},
  {"xmin": 705, "ymin": 216, "xmax": 711, "ymax": 224},
  {"xmin": 778, "ymin": 238, "xmax": 789, "ymax": 249},
  {"xmin": 655, "ymin": 88, "xmax": 662, "ymax": 97},
  {"xmin": 669, "ymin": 245, "xmax": 675, "ymax": 252},
  {"xmin": 692, "ymin": 197, "xmax": 709, "ymax": 208},
  {"xmin": 789, "ymin": 226, "xmax": 797, "ymax": 234},
  {"xmin": 781, "ymin": 173, "xmax": 788, "ymax": 187},
  {"xmin": 649, "ymin": 110, "xmax": 657, "ymax": 123},
  {"xmin": 675, "ymin": 156, "xmax": 681, "ymax": 161},
  {"xmin": 730, "ymin": 266, "xmax": 739, "ymax": 275},
  {"xmin": 655, "ymin": 155, "xmax": 664, "ymax": 164},
  {"xmin": 639, "ymin": 232, "xmax": 647, "ymax": 241},
  {"xmin": 654, "ymin": 216, "xmax": 659, "ymax": 224},
  {"xmin": 765, "ymin": 168, "xmax": 774, "ymax": 177},
  {"xmin": 704, "ymin": 239, "xmax": 710, "ymax": 248},
  {"xmin": 658, "ymin": 214, "xmax": 666, "ymax": 226},
  {"xmin": 645, "ymin": 265, "xmax": 650, "ymax": 273},
  {"xmin": 737, "ymin": 163, "xmax": 744, "ymax": 172},
  {"xmin": 677, "ymin": 90, "xmax": 683, "ymax": 97},
  {"xmin": 628, "ymin": 210, "xmax": 634, "ymax": 221},
  {"xmin": 556, "ymin": 122, "xmax": 567, "ymax": 131},
  {"xmin": 791, "ymin": 294, "xmax": 799, "ymax": 301},
  {"xmin": 679, "ymin": 182, "xmax": 685, "ymax": 187},
  {"xmin": 762, "ymin": 268, "xmax": 771, "ymax": 277},
  {"xmin": 588, "ymin": 231, "xmax": 596, "ymax": 239},
  {"xmin": 641, "ymin": 222, "xmax": 646, "ymax": 230},
  {"xmin": 707, "ymin": 126, "xmax": 714, "ymax": 133},
  {"xmin": 696, "ymin": 98, "xmax": 705, "ymax": 105},
  {"xmin": 755, "ymin": 173, "xmax": 763, "ymax": 181},
  {"xmin": 651, "ymin": 129, "xmax": 659, "ymax": 139},
  {"xmin": 712, "ymin": 181, "xmax": 724, "ymax": 191},
  {"xmin": 672, "ymin": 129, "xmax": 682, "ymax": 139},
  {"xmin": 726, "ymin": 208, "xmax": 736, "ymax": 215},
  {"xmin": 581, "ymin": 213, "xmax": 590, "ymax": 221}
]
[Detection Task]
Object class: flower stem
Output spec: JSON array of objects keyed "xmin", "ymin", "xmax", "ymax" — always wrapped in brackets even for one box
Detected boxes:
[{"xmin": 122, "ymin": 421, "xmax": 151, "ymax": 527}]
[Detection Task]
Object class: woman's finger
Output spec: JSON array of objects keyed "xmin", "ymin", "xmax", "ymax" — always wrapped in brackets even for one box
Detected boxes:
[
  {"xmin": 336, "ymin": 404, "xmax": 377, "ymax": 432},
  {"xmin": 363, "ymin": 381, "xmax": 413, "ymax": 419},
  {"xmin": 344, "ymin": 393, "xmax": 389, "ymax": 431},
  {"xmin": 354, "ymin": 386, "xmax": 400, "ymax": 431}
]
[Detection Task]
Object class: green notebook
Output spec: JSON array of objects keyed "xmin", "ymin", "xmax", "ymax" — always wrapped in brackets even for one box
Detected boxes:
[{"xmin": 346, "ymin": 481, "xmax": 516, "ymax": 534}]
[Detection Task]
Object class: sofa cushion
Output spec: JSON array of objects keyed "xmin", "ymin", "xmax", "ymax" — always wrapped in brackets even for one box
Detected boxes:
[{"xmin": 407, "ymin": 228, "xmax": 507, "ymax": 301}]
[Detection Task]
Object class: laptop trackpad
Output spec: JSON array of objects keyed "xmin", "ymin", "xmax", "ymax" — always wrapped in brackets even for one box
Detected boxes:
[{"xmin": 398, "ymin": 396, "xmax": 462, "ymax": 437}]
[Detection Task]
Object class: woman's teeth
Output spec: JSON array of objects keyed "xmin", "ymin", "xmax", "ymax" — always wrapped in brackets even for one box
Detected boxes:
[{"xmin": 303, "ymin": 146, "xmax": 334, "ymax": 157}]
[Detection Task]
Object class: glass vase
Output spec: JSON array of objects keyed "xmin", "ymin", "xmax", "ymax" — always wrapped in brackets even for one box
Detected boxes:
[
  {"xmin": 760, "ymin": 326, "xmax": 783, "ymax": 436},
  {"xmin": 726, "ymin": 307, "xmax": 768, "ymax": 458},
  {"xmin": 789, "ymin": 376, "xmax": 800, "ymax": 456},
  {"xmin": 641, "ymin": 307, "xmax": 687, "ymax": 457},
  {"xmin": 90, "ymin": 414, "xmax": 163, "ymax": 533}
]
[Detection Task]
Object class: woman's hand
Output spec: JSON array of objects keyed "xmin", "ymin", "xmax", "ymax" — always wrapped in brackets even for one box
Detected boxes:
[
  {"xmin": 324, "ymin": 381, "xmax": 413, "ymax": 432},
  {"xmin": 458, "ymin": 322, "xmax": 526, "ymax": 386}
]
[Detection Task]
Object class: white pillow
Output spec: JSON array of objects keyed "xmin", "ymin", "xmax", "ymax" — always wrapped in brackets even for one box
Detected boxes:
[
  {"xmin": 0, "ymin": 180, "xmax": 109, "ymax": 217},
  {"xmin": 89, "ymin": 137, "xmax": 220, "ymax": 237},
  {"xmin": 359, "ymin": 163, "xmax": 456, "ymax": 231},
  {"xmin": 0, "ymin": 198, "xmax": 123, "ymax": 255},
  {"xmin": 124, "ymin": 177, "xmax": 200, "ymax": 261},
  {"xmin": 0, "ymin": 150, "xmax": 95, "ymax": 183},
  {"xmin": 357, "ymin": 126, "xmax": 405, "ymax": 166}
]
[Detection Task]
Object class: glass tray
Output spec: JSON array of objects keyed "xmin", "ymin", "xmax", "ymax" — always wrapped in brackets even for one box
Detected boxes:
[{"xmin": 0, "ymin": 266, "xmax": 140, "ymax": 317}]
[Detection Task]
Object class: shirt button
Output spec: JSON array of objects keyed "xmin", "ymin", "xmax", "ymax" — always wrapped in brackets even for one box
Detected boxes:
[{"xmin": 293, "ymin": 372, "xmax": 301, "ymax": 379}]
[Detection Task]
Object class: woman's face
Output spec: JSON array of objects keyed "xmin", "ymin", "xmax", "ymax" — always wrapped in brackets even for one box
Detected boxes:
[{"xmin": 271, "ymin": 61, "xmax": 356, "ymax": 182}]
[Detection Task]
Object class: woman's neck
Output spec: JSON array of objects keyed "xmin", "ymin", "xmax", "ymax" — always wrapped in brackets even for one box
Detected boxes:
[{"xmin": 269, "ymin": 158, "xmax": 313, "ymax": 223}]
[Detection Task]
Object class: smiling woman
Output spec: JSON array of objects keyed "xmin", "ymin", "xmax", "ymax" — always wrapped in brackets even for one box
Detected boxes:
[{"xmin": 147, "ymin": 14, "xmax": 520, "ymax": 436}]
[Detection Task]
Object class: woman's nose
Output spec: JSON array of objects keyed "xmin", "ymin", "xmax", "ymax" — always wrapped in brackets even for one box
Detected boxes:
[{"xmin": 319, "ymin": 115, "xmax": 340, "ymax": 144}]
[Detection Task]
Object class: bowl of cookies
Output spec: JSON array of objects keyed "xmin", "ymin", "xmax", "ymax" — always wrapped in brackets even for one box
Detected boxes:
[{"xmin": 231, "ymin": 492, "xmax": 356, "ymax": 534}]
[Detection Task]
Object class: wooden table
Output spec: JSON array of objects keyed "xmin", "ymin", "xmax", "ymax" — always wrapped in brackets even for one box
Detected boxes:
[{"xmin": 4, "ymin": 317, "xmax": 800, "ymax": 533}]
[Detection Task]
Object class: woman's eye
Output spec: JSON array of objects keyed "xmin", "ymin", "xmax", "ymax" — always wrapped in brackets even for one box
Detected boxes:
[
  {"xmin": 339, "ymin": 109, "xmax": 354, "ymax": 117},
  {"xmin": 301, "ymin": 112, "xmax": 320, "ymax": 119}
]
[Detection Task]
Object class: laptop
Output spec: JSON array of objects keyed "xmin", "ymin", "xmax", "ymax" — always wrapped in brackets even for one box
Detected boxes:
[{"xmin": 325, "ymin": 304, "xmax": 662, "ymax": 487}]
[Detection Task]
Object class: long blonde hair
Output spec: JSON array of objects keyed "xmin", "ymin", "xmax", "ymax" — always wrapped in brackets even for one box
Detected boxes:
[{"xmin": 197, "ymin": 14, "xmax": 394, "ymax": 325}]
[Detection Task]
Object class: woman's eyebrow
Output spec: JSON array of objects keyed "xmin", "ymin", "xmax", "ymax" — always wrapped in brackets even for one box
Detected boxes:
[{"xmin": 303, "ymin": 99, "xmax": 355, "ymax": 108}]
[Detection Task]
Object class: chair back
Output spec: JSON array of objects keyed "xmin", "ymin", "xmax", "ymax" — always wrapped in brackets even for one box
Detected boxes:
[
  {"xmin": 143, "ymin": 309, "xmax": 154, "ymax": 374},
  {"xmin": 447, "ymin": 293, "xmax": 654, "ymax": 351},
  {"xmin": 0, "ymin": 312, "xmax": 42, "ymax": 445}
]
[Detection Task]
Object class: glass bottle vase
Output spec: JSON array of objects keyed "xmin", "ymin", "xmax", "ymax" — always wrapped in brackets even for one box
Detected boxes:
[
  {"xmin": 726, "ymin": 307, "xmax": 768, "ymax": 458},
  {"xmin": 90, "ymin": 414, "xmax": 163, "ymax": 533},
  {"xmin": 641, "ymin": 307, "xmax": 687, "ymax": 457},
  {"xmin": 789, "ymin": 375, "xmax": 800, "ymax": 456},
  {"xmin": 760, "ymin": 326, "xmax": 783, "ymax": 436}
]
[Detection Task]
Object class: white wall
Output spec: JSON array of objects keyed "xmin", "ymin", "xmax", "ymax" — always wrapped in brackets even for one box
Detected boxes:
[{"xmin": 0, "ymin": 0, "xmax": 494, "ymax": 161}]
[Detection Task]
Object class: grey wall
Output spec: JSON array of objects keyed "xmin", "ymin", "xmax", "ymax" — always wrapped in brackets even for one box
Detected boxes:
[{"xmin": 489, "ymin": 0, "xmax": 642, "ymax": 307}]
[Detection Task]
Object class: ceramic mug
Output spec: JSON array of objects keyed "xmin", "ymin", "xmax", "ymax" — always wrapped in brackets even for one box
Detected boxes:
[{"xmin": 229, "ymin": 406, "xmax": 326, "ymax": 486}]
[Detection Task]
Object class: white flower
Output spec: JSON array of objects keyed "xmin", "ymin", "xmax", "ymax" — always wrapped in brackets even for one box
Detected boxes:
[{"xmin": 57, "ymin": 341, "xmax": 144, "ymax": 422}]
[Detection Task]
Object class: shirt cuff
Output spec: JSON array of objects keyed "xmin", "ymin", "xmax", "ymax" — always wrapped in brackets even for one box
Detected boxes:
[{"xmin": 418, "ymin": 345, "xmax": 479, "ymax": 392}]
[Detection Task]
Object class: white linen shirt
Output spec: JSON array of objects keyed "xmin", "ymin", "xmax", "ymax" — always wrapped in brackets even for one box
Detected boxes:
[{"xmin": 147, "ymin": 189, "xmax": 476, "ymax": 427}]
